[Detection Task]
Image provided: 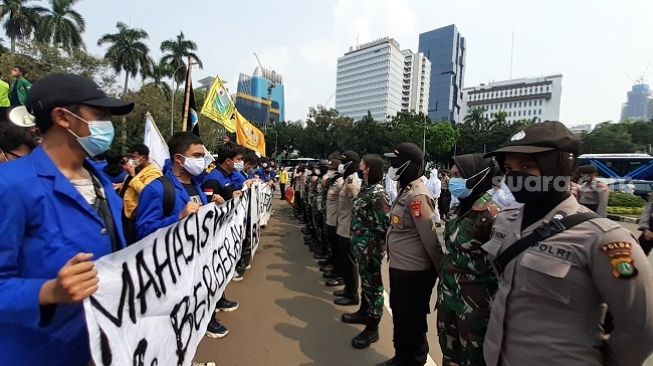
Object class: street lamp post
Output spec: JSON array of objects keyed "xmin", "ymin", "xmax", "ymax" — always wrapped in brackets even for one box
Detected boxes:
[{"xmin": 170, "ymin": 61, "xmax": 199, "ymax": 137}]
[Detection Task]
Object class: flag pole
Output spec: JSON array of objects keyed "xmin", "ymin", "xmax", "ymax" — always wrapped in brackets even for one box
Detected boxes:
[{"xmin": 181, "ymin": 56, "xmax": 193, "ymax": 132}]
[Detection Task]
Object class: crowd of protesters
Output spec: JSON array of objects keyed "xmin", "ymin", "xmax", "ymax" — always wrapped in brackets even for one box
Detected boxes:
[{"xmin": 0, "ymin": 72, "xmax": 283, "ymax": 365}]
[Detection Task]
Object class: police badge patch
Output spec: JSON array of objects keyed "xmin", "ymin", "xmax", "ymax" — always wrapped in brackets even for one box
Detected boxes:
[{"xmin": 600, "ymin": 242, "xmax": 638, "ymax": 279}]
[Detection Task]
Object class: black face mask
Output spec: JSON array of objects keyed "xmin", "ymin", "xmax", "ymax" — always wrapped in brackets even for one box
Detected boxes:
[
  {"xmin": 356, "ymin": 169, "xmax": 364, "ymax": 180},
  {"xmin": 505, "ymin": 172, "xmax": 550, "ymax": 203}
]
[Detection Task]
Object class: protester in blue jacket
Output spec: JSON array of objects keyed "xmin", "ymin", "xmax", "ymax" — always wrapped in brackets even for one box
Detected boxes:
[
  {"xmin": 0, "ymin": 73, "xmax": 133, "ymax": 366},
  {"xmin": 255, "ymin": 158, "xmax": 271, "ymax": 182},
  {"xmin": 134, "ymin": 132, "xmax": 213, "ymax": 240}
]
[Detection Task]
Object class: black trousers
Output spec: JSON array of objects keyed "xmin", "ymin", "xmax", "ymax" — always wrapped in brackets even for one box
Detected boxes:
[
  {"xmin": 325, "ymin": 225, "xmax": 338, "ymax": 266},
  {"xmin": 389, "ymin": 267, "xmax": 437, "ymax": 366},
  {"xmin": 294, "ymin": 191, "xmax": 302, "ymax": 217},
  {"xmin": 439, "ymin": 189, "xmax": 451, "ymax": 219},
  {"xmin": 279, "ymin": 183, "xmax": 286, "ymax": 199},
  {"xmin": 336, "ymin": 235, "xmax": 359, "ymax": 299}
]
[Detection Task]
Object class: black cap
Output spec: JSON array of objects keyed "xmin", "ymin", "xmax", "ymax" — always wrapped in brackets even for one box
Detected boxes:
[
  {"xmin": 484, "ymin": 121, "xmax": 579, "ymax": 158},
  {"xmin": 25, "ymin": 73, "xmax": 134, "ymax": 116},
  {"xmin": 327, "ymin": 158, "xmax": 341, "ymax": 170},
  {"xmin": 340, "ymin": 150, "xmax": 360, "ymax": 163},
  {"xmin": 384, "ymin": 142, "xmax": 423, "ymax": 162},
  {"xmin": 579, "ymin": 165, "xmax": 598, "ymax": 174}
]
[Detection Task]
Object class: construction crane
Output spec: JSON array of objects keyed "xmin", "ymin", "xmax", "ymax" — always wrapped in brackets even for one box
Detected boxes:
[{"xmin": 635, "ymin": 59, "xmax": 652, "ymax": 84}]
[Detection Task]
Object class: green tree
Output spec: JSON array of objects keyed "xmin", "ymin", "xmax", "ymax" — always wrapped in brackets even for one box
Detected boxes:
[
  {"xmin": 98, "ymin": 22, "xmax": 151, "ymax": 150},
  {"xmin": 491, "ymin": 110, "xmax": 508, "ymax": 129},
  {"xmin": 160, "ymin": 31, "xmax": 202, "ymax": 86},
  {"xmin": 0, "ymin": 0, "xmax": 46, "ymax": 53},
  {"xmin": 97, "ymin": 22, "xmax": 151, "ymax": 95},
  {"xmin": 581, "ymin": 122, "xmax": 638, "ymax": 154},
  {"xmin": 143, "ymin": 59, "xmax": 172, "ymax": 99},
  {"xmin": 35, "ymin": 0, "xmax": 85, "ymax": 53},
  {"xmin": 463, "ymin": 107, "xmax": 488, "ymax": 130}
]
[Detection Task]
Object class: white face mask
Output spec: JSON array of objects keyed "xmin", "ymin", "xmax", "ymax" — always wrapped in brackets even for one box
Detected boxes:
[
  {"xmin": 233, "ymin": 161, "xmax": 245, "ymax": 172},
  {"xmin": 338, "ymin": 162, "xmax": 351, "ymax": 175},
  {"xmin": 180, "ymin": 155, "xmax": 206, "ymax": 176},
  {"xmin": 387, "ymin": 161, "xmax": 410, "ymax": 181}
]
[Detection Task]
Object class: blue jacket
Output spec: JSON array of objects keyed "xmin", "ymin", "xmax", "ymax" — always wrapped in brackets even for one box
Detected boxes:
[
  {"xmin": 255, "ymin": 167, "xmax": 270, "ymax": 182},
  {"xmin": 0, "ymin": 147, "xmax": 125, "ymax": 366},
  {"xmin": 135, "ymin": 160, "xmax": 207, "ymax": 240}
]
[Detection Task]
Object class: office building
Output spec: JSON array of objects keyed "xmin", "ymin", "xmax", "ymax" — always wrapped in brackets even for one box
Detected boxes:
[
  {"xmin": 621, "ymin": 83, "xmax": 651, "ymax": 121},
  {"xmin": 335, "ymin": 37, "xmax": 431, "ymax": 121},
  {"xmin": 235, "ymin": 67, "xmax": 285, "ymax": 129},
  {"xmin": 335, "ymin": 37, "xmax": 404, "ymax": 121},
  {"xmin": 418, "ymin": 25, "xmax": 466, "ymax": 123},
  {"xmin": 461, "ymin": 74, "xmax": 563, "ymax": 124},
  {"xmin": 401, "ymin": 50, "xmax": 431, "ymax": 115}
]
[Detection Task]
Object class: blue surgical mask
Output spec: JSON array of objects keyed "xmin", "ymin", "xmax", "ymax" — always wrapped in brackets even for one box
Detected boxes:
[
  {"xmin": 449, "ymin": 167, "xmax": 490, "ymax": 199},
  {"xmin": 65, "ymin": 109, "xmax": 115, "ymax": 157}
]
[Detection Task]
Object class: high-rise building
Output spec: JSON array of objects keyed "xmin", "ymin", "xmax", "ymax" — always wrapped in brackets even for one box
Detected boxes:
[
  {"xmin": 235, "ymin": 67, "xmax": 285, "ymax": 129},
  {"xmin": 419, "ymin": 25, "xmax": 466, "ymax": 123},
  {"xmin": 461, "ymin": 74, "xmax": 563, "ymax": 124},
  {"xmin": 335, "ymin": 37, "xmax": 430, "ymax": 121},
  {"xmin": 401, "ymin": 50, "xmax": 431, "ymax": 115},
  {"xmin": 621, "ymin": 83, "xmax": 651, "ymax": 121}
]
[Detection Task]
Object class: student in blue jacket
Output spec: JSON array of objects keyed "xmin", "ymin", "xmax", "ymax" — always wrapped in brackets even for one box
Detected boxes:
[
  {"xmin": 0, "ymin": 73, "xmax": 133, "ymax": 366},
  {"xmin": 135, "ymin": 132, "xmax": 215, "ymax": 240}
]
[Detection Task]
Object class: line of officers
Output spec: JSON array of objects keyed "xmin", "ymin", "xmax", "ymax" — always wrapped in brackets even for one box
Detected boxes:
[{"xmin": 291, "ymin": 121, "xmax": 653, "ymax": 366}]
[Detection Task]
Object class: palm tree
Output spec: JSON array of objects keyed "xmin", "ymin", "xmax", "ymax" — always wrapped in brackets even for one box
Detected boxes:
[
  {"xmin": 97, "ymin": 21, "xmax": 151, "ymax": 95},
  {"xmin": 97, "ymin": 22, "xmax": 150, "ymax": 150},
  {"xmin": 0, "ymin": 0, "xmax": 47, "ymax": 53},
  {"xmin": 463, "ymin": 107, "xmax": 488, "ymax": 130},
  {"xmin": 143, "ymin": 59, "xmax": 172, "ymax": 98},
  {"xmin": 490, "ymin": 111, "xmax": 508, "ymax": 129},
  {"xmin": 160, "ymin": 31, "xmax": 202, "ymax": 87},
  {"xmin": 36, "ymin": 0, "xmax": 85, "ymax": 53}
]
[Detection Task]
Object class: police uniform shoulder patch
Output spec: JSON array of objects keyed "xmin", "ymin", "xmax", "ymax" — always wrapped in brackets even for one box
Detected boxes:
[
  {"xmin": 410, "ymin": 199, "xmax": 422, "ymax": 218},
  {"xmin": 600, "ymin": 241, "xmax": 638, "ymax": 279},
  {"xmin": 347, "ymin": 176, "xmax": 353, "ymax": 184}
]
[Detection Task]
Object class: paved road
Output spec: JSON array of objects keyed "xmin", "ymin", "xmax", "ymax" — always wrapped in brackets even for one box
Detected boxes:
[{"xmin": 193, "ymin": 200, "xmax": 653, "ymax": 365}]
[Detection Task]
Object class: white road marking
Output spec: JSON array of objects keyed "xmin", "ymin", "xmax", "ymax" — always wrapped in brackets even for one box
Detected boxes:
[{"xmin": 383, "ymin": 291, "xmax": 438, "ymax": 366}]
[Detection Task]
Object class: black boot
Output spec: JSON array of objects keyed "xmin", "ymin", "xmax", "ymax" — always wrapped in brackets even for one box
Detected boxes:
[
  {"xmin": 352, "ymin": 318, "xmax": 380, "ymax": 349},
  {"xmin": 341, "ymin": 300, "xmax": 368, "ymax": 324}
]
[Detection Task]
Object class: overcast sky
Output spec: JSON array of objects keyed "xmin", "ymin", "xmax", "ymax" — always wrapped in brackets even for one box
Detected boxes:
[{"xmin": 76, "ymin": 0, "xmax": 652, "ymax": 126}]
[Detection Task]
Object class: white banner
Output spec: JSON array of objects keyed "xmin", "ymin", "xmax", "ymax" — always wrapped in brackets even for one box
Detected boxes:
[
  {"xmin": 83, "ymin": 196, "xmax": 248, "ymax": 366},
  {"xmin": 249, "ymin": 183, "xmax": 273, "ymax": 259}
]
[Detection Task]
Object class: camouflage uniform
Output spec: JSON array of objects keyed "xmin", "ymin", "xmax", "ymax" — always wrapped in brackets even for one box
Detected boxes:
[
  {"xmin": 436, "ymin": 192, "xmax": 500, "ymax": 366},
  {"xmin": 351, "ymin": 183, "xmax": 390, "ymax": 320}
]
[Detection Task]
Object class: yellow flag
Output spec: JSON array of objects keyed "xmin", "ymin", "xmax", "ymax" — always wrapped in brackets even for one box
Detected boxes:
[
  {"xmin": 235, "ymin": 110, "xmax": 266, "ymax": 157},
  {"xmin": 200, "ymin": 76, "xmax": 236, "ymax": 132}
]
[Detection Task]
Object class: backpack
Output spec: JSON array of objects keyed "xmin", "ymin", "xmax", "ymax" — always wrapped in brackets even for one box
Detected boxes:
[{"xmin": 123, "ymin": 176, "xmax": 176, "ymax": 245}]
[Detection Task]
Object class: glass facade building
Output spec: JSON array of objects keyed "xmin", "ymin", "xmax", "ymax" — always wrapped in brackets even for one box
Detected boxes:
[
  {"xmin": 235, "ymin": 68, "xmax": 285, "ymax": 129},
  {"xmin": 621, "ymin": 83, "xmax": 651, "ymax": 121},
  {"xmin": 418, "ymin": 25, "xmax": 466, "ymax": 123}
]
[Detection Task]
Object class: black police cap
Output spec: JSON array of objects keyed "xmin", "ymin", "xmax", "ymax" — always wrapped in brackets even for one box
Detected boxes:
[
  {"xmin": 26, "ymin": 73, "xmax": 134, "ymax": 116},
  {"xmin": 340, "ymin": 150, "xmax": 360, "ymax": 163},
  {"xmin": 384, "ymin": 142, "xmax": 424, "ymax": 162},
  {"xmin": 485, "ymin": 121, "xmax": 579, "ymax": 158}
]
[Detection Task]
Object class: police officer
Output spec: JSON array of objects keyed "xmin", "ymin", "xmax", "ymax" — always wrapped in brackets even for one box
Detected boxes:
[
  {"xmin": 324, "ymin": 159, "xmax": 345, "ymax": 288},
  {"xmin": 343, "ymin": 154, "xmax": 390, "ymax": 349},
  {"xmin": 0, "ymin": 73, "xmax": 133, "ymax": 365},
  {"xmin": 577, "ymin": 164, "xmax": 609, "ymax": 217},
  {"xmin": 379, "ymin": 143, "xmax": 441, "ymax": 366},
  {"xmin": 437, "ymin": 154, "xmax": 503, "ymax": 366},
  {"xmin": 313, "ymin": 159, "xmax": 331, "ymax": 260},
  {"xmin": 482, "ymin": 121, "xmax": 653, "ymax": 366},
  {"xmin": 334, "ymin": 150, "xmax": 362, "ymax": 306},
  {"xmin": 638, "ymin": 194, "xmax": 653, "ymax": 256}
]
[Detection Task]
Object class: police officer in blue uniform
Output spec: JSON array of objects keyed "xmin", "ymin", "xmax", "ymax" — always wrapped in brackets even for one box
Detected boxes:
[{"xmin": 0, "ymin": 73, "xmax": 134, "ymax": 366}]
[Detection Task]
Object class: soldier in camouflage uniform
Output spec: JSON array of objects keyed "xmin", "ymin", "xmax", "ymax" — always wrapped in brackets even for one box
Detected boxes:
[
  {"xmin": 302, "ymin": 167, "xmax": 315, "ymax": 245},
  {"xmin": 436, "ymin": 154, "xmax": 502, "ymax": 366},
  {"xmin": 313, "ymin": 160, "xmax": 331, "ymax": 260},
  {"xmin": 342, "ymin": 154, "xmax": 390, "ymax": 349}
]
